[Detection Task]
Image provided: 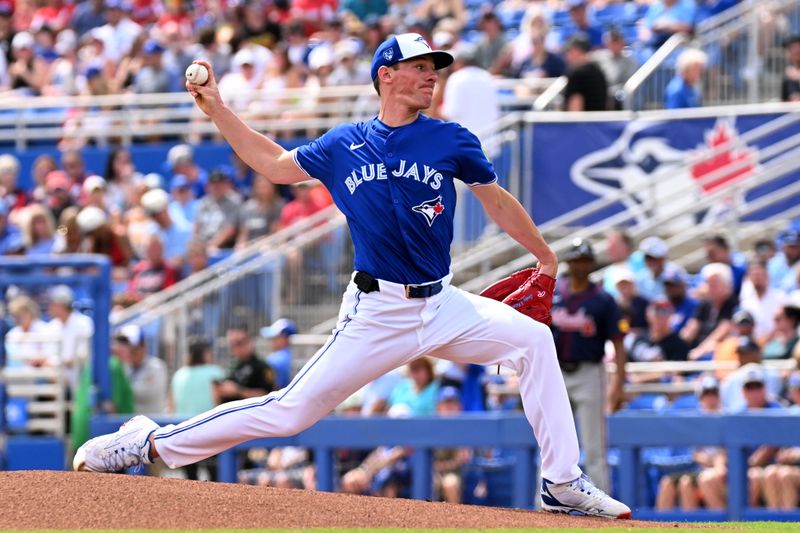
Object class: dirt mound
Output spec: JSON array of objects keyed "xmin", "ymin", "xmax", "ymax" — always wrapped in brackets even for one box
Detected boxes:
[{"xmin": 1, "ymin": 471, "xmax": 673, "ymax": 530}]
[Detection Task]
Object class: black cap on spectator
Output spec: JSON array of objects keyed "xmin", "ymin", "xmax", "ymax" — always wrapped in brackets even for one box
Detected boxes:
[
  {"xmin": 563, "ymin": 238, "xmax": 594, "ymax": 262},
  {"xmin": 784, "ymin": 35, "xmax": 800, "ymax": 48},
  {"xmin": 732, "ymin": 309, "xmax": 754, "ymax": 326},
  {"xmin": 208, "ymin": 168, "xmax": 230, "ymax": 183},
  {"xmin": 565, "ymin": 32, "xmax": 592, "ymax": 53},
  {"xmin": 781, "ymin": 229, "xmax": 800, "ymax": 246}
]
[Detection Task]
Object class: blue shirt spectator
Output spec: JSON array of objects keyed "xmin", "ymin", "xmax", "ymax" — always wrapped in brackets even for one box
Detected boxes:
[
  {"xmin": 665, "ymin": 47, "xmax": 708, "ymax": 109},
  {"xmin": 141, "ymin": 188, "xmax": 194, "ymax": 267},
  {"xmin": 642, "ymin": 0, "xmax": 697, "ymax": 49},
  {"xmin": 721, "ymin": 362, "xmax": 783, "ymax": 414},
  {"xmin": 664, "ymin": 75, "xmax": 701, "ymax": 108},
  {"xmin": 71, "ymin": 0, "xmax": 107, "ymax": 38},
  {"xmin": 768, "ymin": 230, "xmax": 800, "ymax": 292},
  {"xmin": 260, "ymin": 319, "xmax": 298, "ymax": 390},
  {"xmin": 0, "ymin": 202, "xmax": 23, "ymax": 255},
  {"xmin": 389, "ymin": 357, "xmax": 439, "ymax": 416},
  {"xmin": 168, "ymin": 174, "xmax": 200, "ymax": 225}
]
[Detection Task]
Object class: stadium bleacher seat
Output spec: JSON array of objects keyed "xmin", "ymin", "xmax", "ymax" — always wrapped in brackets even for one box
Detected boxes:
[
  {"xmin": 625, "ymin": 393, "xmax": 669, "ymax": 411},
  {"xmin": 669, "ymin": 394, "xmax": 700, "ymax": 410}
]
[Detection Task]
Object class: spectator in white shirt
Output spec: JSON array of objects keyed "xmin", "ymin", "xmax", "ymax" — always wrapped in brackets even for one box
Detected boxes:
[
  {"xmin": 442, "ymin": 48, "xmax": 499, "ymax": 146},
  {"xmin": 91, "ymin": 1, "xmax": 143, "ymax": 63},
  {"xmin": 114, "ymin": 324, "xmax": 168, "ymax": 415},
  {"xmin": 46, "ymin": 284, "xmax": 94, "ymax": 391},
  {"xmin": 739, "ymin": 261, "xmax": 786, "ymax": 342}
]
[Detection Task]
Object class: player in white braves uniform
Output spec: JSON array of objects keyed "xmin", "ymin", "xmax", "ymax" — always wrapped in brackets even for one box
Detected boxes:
[{"xmin": 74, "ymin": 33, "xmax": 630, "ymax": 519}]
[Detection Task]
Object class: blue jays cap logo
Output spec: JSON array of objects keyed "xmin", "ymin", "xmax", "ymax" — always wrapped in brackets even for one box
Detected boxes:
[
  {"xmin": 415, "ymin": 35, "xmax": 431, "ymax": 49},
  {"xmin": 383, "ymin": 48, "xmax": 394, "ymax": 61},
  {"xmin": 412, "ymin": 195, "xmax": 445, "ymax": 226}
]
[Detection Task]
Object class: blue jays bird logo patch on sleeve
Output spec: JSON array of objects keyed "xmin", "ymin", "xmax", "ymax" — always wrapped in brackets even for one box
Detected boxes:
[{"xmin": 412, "ymin": 195, "xmax": 445, "ymax": 226}]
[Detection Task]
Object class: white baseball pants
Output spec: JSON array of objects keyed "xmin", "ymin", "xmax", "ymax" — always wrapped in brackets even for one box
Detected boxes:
[{"xmin": 153, "ymin": 273, "xmax": 583, "ymax": 484}]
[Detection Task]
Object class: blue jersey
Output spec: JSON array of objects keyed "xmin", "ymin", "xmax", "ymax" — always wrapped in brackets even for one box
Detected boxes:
[
  {"xmin": 550, "ymin": 280, "xmax": 623, "ymax": 364},
  {"xmin": 293, "ymin": 114, "xmax": 496, "ymax": 284}
]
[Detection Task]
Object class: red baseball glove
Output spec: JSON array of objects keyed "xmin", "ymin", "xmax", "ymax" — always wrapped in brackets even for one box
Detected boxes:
[{"xmin": 479, "ymin": 267, "xmax": 557, "ymax": 326}]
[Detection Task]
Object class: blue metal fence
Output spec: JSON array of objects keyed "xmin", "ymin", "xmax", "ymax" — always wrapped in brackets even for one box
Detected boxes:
[
  {"xmin": 0, "ymin": 255, "xmax": 112, "ymax": 406},
  {"xmin": 90, "ymin": 411, "xmax": 800, "ymax": 522}
]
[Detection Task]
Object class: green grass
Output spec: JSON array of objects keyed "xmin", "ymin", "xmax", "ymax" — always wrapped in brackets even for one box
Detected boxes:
[{"xmin": 3, "ymin": 526, "xmax": 800, "ymax": 533}]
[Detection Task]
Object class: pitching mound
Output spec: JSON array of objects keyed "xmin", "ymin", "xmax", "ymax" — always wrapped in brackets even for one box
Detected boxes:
[{"xmin": 3, "ymin": 471, "xmax": 674, "ymax": 530}]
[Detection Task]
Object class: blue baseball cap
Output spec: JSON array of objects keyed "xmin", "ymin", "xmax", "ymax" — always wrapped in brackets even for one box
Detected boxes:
[
  {"xmin": 370, "ymin": 33, "xmax": 453, "ymax": 81},
  {"xmin": 260, "ymin": 318, "xmax": 298, "ymax": 338},
  {"xmin": 438, "ymin": 386, "xmax": 461, "ymax": 403},
  {"xmin": 170, "ymin": 173, "xmax": 190, "ymax": 191}
]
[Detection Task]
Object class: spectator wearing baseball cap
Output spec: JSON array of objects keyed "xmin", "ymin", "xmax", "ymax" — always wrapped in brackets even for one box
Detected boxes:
[
  {"xmin": 662, "ymin": 263, "xmax": 698, "ymax": 334},
  {"xmin": 76, "ymin": 205, "xmax": 132, "ymax": 268},
  {"xmin": 166, "ymin": 144, "xmax": 207, "ymax": 199},
  {"xmin": 635, "ymin": 236, "xmax": 679, "ymax": 301},
  {"xmin": 194, "ymin": 167, "xmax": 241, "ymax": 254},
  {"xmin": 81, "ymin": 175, "xmax": 108, "ymax": 209},
  {"xmin": 768, "ymin": 229, "xmax": 800, "ymax": 292},
  {"xmin": 627, "ymin": 297, "xmax": 689, "ymax": 364},
  {"xmin": 611, "ymin": 266, "xmax": 648, "ymax": 337},
  {"xmin": 167, "ymin": 174, "xmax": 199, "ymax": 226},
  {"xmin": 133, "ymin": 39, "xmax": 170, "ymax": 94},
  {"xmin": 711, "ymin": 309, "xmax": 756, "ymax": 380},
  {"xmin": 44, "ymin": 170, "xmax": 75, "ymax": 222},
  {"xmin": 46, "ymin": 284, "xmax": 94, "ymax": 386},
  {"xmin": 719, "ymin": 341, "xmax": 783, "ymax": 413},
  {"xmin": 260, "ymin": 318, "xmax": 298, "ymax": 389},
  {"xmin": 114, "ymin": 323, "xmax": 168, "ymax": 414},
  {"xmin": 140, "ymin": 187, "xmax": 192, "ymax": 268}
]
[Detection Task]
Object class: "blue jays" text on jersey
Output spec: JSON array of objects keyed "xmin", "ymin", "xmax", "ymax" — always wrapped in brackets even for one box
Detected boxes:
[{"xmin": 293, "ymin": 115, "xmax": 496, "ymax": 284}]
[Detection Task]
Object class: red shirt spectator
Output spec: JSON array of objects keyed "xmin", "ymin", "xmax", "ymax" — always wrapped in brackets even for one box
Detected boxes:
[
  {"xmin": 30, "ymin": 0, "xmax": 75, "ymax": 32},
  {"xmin": 128, "ymin": 233, "xmax": 178, "ymax": 300},
  {"xmin": 278, "ymin": 182, "xmax": 330, "ymax": 229}
]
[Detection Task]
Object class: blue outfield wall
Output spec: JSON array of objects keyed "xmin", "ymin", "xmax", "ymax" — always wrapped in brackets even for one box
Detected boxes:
[{"xmin": 86, "ymin": 411, "xmax": 800, "ymax": 522}]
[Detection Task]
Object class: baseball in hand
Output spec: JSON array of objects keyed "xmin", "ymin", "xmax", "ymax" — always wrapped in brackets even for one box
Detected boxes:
[{"xmin": 185, "ymin": 63, "xmax": 209, "ymax": 86}]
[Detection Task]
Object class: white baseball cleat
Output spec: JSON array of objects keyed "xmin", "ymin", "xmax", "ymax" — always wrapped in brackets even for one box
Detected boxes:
[
  {"xmin": 73, "ymin": 415, "xmax": 159, "ymax": 473},
  {"xmin": 541, "ymin": 474, "xmax": 632, "ymax": 519}
]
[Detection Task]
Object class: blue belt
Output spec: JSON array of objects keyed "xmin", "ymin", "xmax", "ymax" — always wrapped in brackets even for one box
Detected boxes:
[{"xmin": 354, "ymin": 271, "xmax": 443, "ymax": 299}]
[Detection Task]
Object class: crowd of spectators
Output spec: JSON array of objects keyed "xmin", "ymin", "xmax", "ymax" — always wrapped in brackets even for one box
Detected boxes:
[
  {"xmin": 0, "ymin": 0, "xmax": 795, "ymax": 123},
  {"xmin": 0, "ymin": 144, "xmax": 334, "ymax": 310}
]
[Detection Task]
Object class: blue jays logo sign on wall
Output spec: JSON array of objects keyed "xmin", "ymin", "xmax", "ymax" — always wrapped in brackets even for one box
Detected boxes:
[{"xmin": 530, "ymin": 112, "xmax": 800, "ymax": 228}]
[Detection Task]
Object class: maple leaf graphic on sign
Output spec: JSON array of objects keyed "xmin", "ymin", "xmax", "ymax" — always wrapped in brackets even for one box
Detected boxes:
[{"xmin": 690, "ymin": 120, "xmax": 758, "ymax": 194}]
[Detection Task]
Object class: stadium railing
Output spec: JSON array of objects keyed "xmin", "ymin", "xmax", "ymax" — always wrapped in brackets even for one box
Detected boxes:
[
  {"xmin": 458, "ymin": 103, "xmax": 800, "ymax": 293},
  {"xmin": 619, "ymin": 0, "xmax": 799, "ymax": 110},
  {"xmin": 0, "ymin": 77, "xmax": 558, "ymax": 150},
  {"xmin": 89, "ymin": 412, "xmax": 800, "ymax": 522}
]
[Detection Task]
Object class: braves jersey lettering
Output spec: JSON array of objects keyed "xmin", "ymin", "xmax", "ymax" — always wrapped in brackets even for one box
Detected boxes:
[
  {"xmin": 293, "ymin": 115, "xmax": 497, "ymax": 284},
  {"xmin": 550, "ymin": 307, "xmax": 597, "ymax": 337},
  {"xmin": 551, "ymin": 281, "xmax": 622, "ymax": 363}
]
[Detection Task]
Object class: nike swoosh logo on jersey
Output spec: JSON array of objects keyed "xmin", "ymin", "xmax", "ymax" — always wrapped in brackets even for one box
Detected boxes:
[{"xmin": 349, "ymin": 141, "xmax": 366, "ymax": 150}]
